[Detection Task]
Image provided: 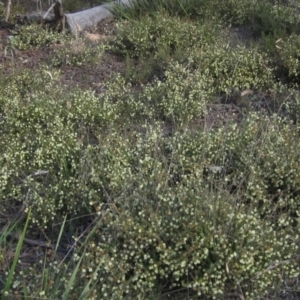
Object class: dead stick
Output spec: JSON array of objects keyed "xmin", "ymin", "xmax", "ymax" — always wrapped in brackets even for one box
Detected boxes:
[
  {"xmin": 43, "ymin": 2, "xmax": 56, "ymax": 20},
  {"xmin": 5, "ymin": 0, "xmax": 11, "ymax": 22}
]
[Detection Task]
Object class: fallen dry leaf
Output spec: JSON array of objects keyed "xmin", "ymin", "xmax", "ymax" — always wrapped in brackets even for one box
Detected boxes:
[{"xmin": 241, "ymin": 89, "xmax": 253, "ymax": 97}]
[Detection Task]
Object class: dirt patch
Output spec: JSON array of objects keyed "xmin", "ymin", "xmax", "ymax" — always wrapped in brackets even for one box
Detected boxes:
[
  {"xmin": 0, "ymin": 28, "xmax": 10, "ymax": 50},
  {"xmin": 0, "ymin": 22, "xmax": 125, "ymax": 95},
  {"xmin": 0, "ymin": 24, "xmax": 58, "ymax": 72},
  {"xmin": 221, "ymin": 25, "xmax": 256, "ymax": 47},
  {"xmin": 59, "ymin": 52, "xmax": 126, "ymax": 94}
]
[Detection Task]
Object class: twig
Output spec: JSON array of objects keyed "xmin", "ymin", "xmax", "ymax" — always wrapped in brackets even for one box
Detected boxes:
[
  {"xmin": 43, "ymin": 2, "xmax": 56, "ymax": 20},
  {"xmin": 5, "ymin": 0, "xmax": 11, "ymax": 22},
  {"xmin": 10, "ymin": 232, "xmax": 53, "ymax": 248}
]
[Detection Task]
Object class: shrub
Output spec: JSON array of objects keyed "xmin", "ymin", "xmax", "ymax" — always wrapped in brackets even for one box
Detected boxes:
[
  {"xmin": 189, "ymin": 42, "xmax": 275, "ymax": 94},
  {"xmin": 51, "ymin": 37, "xmax": 104, "ymax": 67},
  {"xmin": 1, "ymin": 67, "xmax": 299, "ymax": 298},
  {"xmin": 251, "ymin": 1, "xmax": 300, "ymax": 37},
  {"xmin": 110, "ymin": 11, "xmax": 219, "ymax": 58},
  {"xmin": 274, "ymin": 34, "xmax": 300, "ymax": 82},
  {"xmin": 0, "ymin": 67, "xmax": 123, "ymax": 228},
  {"xmin": 2, "ymin": 6, "xmax": 300, "ymax": 297},
  {"xmin": 86, "ymin": 62, "xmax": 210, "ymax": 126},
  {"xmin": 201, "ymin": 113, "xmax": 300, "ymax": 222},
  {"xmin": 136, "ymin": 62, "xmax": 210, "ymax": 125},
  {"xmin": 70, "ymin": 121, "xmax": 299, "ymax": 299},
  {"xmin": 10, "ymin": 24, "xmax": 66, "ymax": 50},
  {"xmin": 284, "ymin": 90, "xmax": 300, "ymax": 124},
  {"xmin": 194, "ymin": 0, "xmax": 258, "ymax": 26}
]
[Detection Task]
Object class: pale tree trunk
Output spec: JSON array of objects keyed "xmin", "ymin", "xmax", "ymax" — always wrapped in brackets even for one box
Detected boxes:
[
  {"xmin": 14, "ymin": 0, "xmax": 138, "ymax": 36},
  {"xmin": 65, "ymin": 0, "xmax": 135, "ymax": 36}
]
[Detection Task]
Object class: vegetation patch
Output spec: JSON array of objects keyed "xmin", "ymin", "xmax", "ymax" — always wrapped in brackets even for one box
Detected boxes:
[
  {"xmin": 1, "ymin": 0, "xmax": 300, "ymax": 299},
  {"xmin": 10, "ymin": 24, "xmax": 67, "ymax": 50},
  {"xmin": 51, "ymin": 37, "xmax": 105, "ymax": 67}
]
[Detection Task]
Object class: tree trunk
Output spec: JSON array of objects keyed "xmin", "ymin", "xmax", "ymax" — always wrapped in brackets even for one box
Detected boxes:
[
  {"xmin": 14, "ymin": 0, "xmax": 138, "ymax": 36},
  {"xmin": 53, "ymin": 1, "xmax": 65, "ymax": 32},
  {"xmin": 65, "ymin": 0, "xmax": 135, "ymax": 36}
]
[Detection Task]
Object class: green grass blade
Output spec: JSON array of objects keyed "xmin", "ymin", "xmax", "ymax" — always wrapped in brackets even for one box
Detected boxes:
[
  {"xmin": 0, "ymin": 216, "xmax": 23, "ymax": 244},
  {"xmin": 78, "ymin": 262, "xmax": 102, "ymax": 300},
  {"xmin": 55, "ymin": 214, "xmax": 67, "ymax": 252},
  {"xmin": 61, "ymin": 250, "xmax": 85, "ymax": 300},
  {"xmin": 22, "ymin": 282, "xmax": 29, "ymax": 300},
  {"xmin": 4, "ymin": 208, "xmax": 32, "ymax": 296},
  {"xmin": 77, "ymin": 222, "xmax": 99, "ymax": 254}
]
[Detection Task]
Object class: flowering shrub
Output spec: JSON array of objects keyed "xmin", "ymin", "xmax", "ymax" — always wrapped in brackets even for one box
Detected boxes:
[
  {"xmin": 51, "ymin": 37, "xmax": 104, "ymax": 67},
  {"xmin": 110, "ymin": 11, "xmax": 219, "ymax": 58},
  {"xmin": 1, "ymin": 2, "xmax": 300, "ymax": 298},
  {"xmin": 10, "ymin": 24, "xmax": 66, "ymax": 49}
]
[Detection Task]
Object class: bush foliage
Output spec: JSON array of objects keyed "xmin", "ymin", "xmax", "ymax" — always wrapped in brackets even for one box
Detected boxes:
[
  {"xmin": 10, "ymin": 24, "xmax": 66, "ymax": 50},
  {"xmin": 1, "ymin": 0, "xmax": 300, "ymax": 299}
]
